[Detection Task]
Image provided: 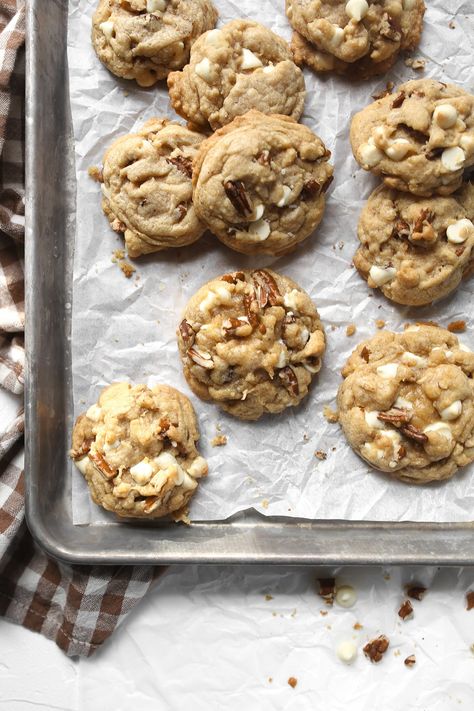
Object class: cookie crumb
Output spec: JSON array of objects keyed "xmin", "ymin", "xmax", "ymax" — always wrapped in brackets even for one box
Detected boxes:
[
  {"xmin": 287, "ymin": 677, "xmax": 297, "ymax": 689},
  {"xmin": 448, "ymin": 320, "xmax": 466, "ymax": 333},
  {"xmin": 383, "ymin": 572, "xmax": 391, "ymax": 581},
  {"xmin": 404, "ymin": 57, "xmax": 426, "ymax": 71},
  {"xmin": 314, "ymin": 450, "xmax": 327, "ymax": 460},
  {"xmin": 211, "ymin": 434, "xmax": 227, "ymax": 447},
  {"xmin": 320, "ymin": 610, "xmax": 328, "ymax": 616},
  {"xmin": 119, "ymin": 260, "xmax": 136, "ymax": 279},
  {"xmin": 323, "ymin": 406, "xmax": 339, "ymax": 423},
  {"xmin": 466, "ymin": 591, "xmax": 474, "ymax": 610},
  {"xmin": 406, "ymin": 585, "xmax": 426, "ymax": 601},
  {"xmin": 449, "ymin": 20, "xmax": 456, "ymax": 29},
  {"xmin": 318, "ymin": 577, "xmax": 336, "ymax": 605},
  {"xmin": 265, "ymin": 594, "xmax": 273, "ymax": 601},
  {"xmin": 268, "ymin": 677, "xmax": 273, "ymax": 683},
  {"xmin": 353, "ymin": 622, "xmax": 363, "ymax": 630},
  {"xmin": 261, "ymin": 499, "xmax": 269, "ymax": 509},
  {"xmin": 113, "ymin": 249, "xmax": 125, "ymax": 262},
  {"xmin": 398, "ymin": 600, "xmax": 414, "ymax": 620},
  {"xmin": 375, "ymin": 319, "xmax": 386, "ymax": 329},
  {"xmin": 303, "ymin": 433, "xmax": 309, "ymax": 441},
  {"xmin": 330, "ymin": 324, "xmax": 338, "ymax": 331},
  {"xmin": 363, "ymin": 635, "xmax": 389, "ymax": 663},
  {"xmin": 404, "ymin": 654, "xmax": 416, "ymax": 667},
  {"xmin": 346, "ymin": 324, "xmax": 356, "ymax": 337},
  {"xmin": 88, "ymin": 165, "xmax": 103, "ymax": 182}
]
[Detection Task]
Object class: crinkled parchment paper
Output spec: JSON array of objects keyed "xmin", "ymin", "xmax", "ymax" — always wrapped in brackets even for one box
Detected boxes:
[{"xmin": 68, "ymin": 0, "xmax": 474, "ymax": 524}]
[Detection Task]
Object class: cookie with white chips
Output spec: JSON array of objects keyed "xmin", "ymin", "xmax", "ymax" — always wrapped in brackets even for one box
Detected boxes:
[{"xmin": 337, "ymin": 325, "xmax": 474, "ymax": 483}]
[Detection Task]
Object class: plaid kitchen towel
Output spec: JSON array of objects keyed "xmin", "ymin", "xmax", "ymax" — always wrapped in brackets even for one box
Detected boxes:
[{"xmin": 0, "ymin": 0, "xmax": 162, "ymax": 657}]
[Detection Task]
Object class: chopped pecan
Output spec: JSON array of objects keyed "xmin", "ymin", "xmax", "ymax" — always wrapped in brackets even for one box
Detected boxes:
[
  {"xmin": 257, "ymin": 150, "xmax": 270, "ymax": 165},
  {"xmin": 377, "ymin": 408, "xmax": 412, "ymax": 426},
  {"xmin": 447, "ymin": 320, "xmax": 466, "ymax": 333},
  {"xmin": 287, "ymin": 677, "xmax": 297, "ymax": 689},
  {"xmin": 244, "ymin": 293, "xmax": 260, "ymax": 328},
  {"xmin": 380, "ymin": 12, "xmax": 402, "ymax": 41},
  {"xmin": 175, "ymin": 204, "xmax": 187, "ymax": 223},
  {"xmin": 259, "ymin": 323, "xmax": 266, "ymax": 335},
  {"xmin": 252, "ymin": 269, "xmax": 280, "ymax": 307},
  {"xmin": 167, "ymin": 155, "xmax": 193, "ymax": 178},
  {"xmin": 393, "ymin": 218, "xmax": 410, "ymax": 238},
  {"xmin": 398, "ymin": 599, "xmax": 414, "ymax": 620},
  {"xmin": 400, "ymin": 423, "xmax": 428, "ymax": 444},
  {"xmin": 406, "ymin": 585, "xmax": 426, "ymax": 601},
  {"xmin": 318, "ymin": 577, "xmax": 336, "ymax": 603},
  {"xmin": 321, "ymin": 175, "xmax": 334, "ymax": 193},
  {"xmin": 188, "ymin": 346, "xmax": 214, "ymax": 369},
  {"xmin": 222, "ymin": 316, "xmax": 252, "ymax": 336},
  {"xmin": 455, "ymin": 246, "xmax": 466, "ymax": 257},
  {"xmin": 143, "ymin": 496, "xmax": 159, "ymax": 513},
  {"xmin": 224, "ymin": 180, "xmax": 252, "ymax": 215},
  {"xmin": 391, "ymin": 90, "xmax": 406, "ymax": 109},
  {"xmin": 398, "ymin": 444, "xmax": 407, "ymax": 460},
  {"xmin": 466, "ymin": 591, "xmax": 474, "ymax": 610},
  {"xmin": 404, "ymin": 655, "xmax": 416, "ymax": 667},
  {"xmin": 363, "ymin": 635, "xmax": 390, "ymax": 663},
  {"xmin": 301, "ymin": 179, "xmax": 321, "ymax": 199},
  {"xmin": 411, "ymin": 208, "xmax": 435, "ymax": 242},
  {"xmin": 221, "ymin": 271, "xmax": 245, "ymax": 284},
  {"xmin": 372, "ymin": 81, "xmax": 394, "ymax": 101},
  {"xmin": 361, "ymin": 346, "xmax": 370, "ymax": 362},
  {"xmin": 158, "ymin": 417, "xmax": 170, "ymax": 434},
  {"xmin": 179, "ymin": 319, "xmax": 195, "ymax": 348},
  {"xmin": 89, "ymin": 451, "xmax": 116, "ymax": 480},
  {"xmin": 278, "ymin": 366, "xmax": 299, "ymax": 397}
]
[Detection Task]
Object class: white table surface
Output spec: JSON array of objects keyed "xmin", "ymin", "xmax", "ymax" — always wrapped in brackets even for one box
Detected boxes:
[{"xmin": 1, "ymin": 564, "xmax": 474, "ymax": 710}]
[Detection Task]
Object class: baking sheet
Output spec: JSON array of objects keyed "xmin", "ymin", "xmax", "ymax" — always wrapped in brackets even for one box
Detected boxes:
[{"xmin": 68, "ymin": 0, "xmax": 474, "ymax": 525}]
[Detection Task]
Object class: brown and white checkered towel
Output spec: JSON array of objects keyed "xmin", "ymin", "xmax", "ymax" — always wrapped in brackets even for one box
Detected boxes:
[{"xmin": 0, "ymin": 0, "xmax": 162, "ymax": 657}]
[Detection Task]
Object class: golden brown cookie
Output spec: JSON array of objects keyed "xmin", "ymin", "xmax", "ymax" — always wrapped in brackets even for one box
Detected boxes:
[
  {"xmin": 70, "ymin": 382, "xmax": 208, "ymax": 519},
  {"xmin": 92, "ymin": 0, "xmax": 218, "ymax": 87},
  {"xmin": 192, "ymin": 111, "xmax": 334, "ymax": 256},
  {"xmin": 177, "ymin": 269, "xmax": 326, "ymax": 420},
  {"xmin": 337, "ymin": 325, "xmax": 474, "ymax": 483},
  {"xmin": 168, "ymin": 20, "xmax": 306, "ymax": 131}
]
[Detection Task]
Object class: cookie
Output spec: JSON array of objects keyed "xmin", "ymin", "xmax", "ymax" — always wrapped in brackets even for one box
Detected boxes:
[
  {"xmin": 354, "ymin": 183, "xmax": 474, "ymax": 306},
  {"xmin": 167, "ymin": 19, "xmax": 306, "ymax": 131},
  {"xmin": 286, "ymin": 0, "xmax": 424, "ymax": 75},
  {"xmin": 192, "ymin": 111, "xmax": 334, "ymax": 256},
  {"xmin": 101, "ymin": 118, "xmax": 206, "ymax": 257},
  {"xmin": 337, "ymin": 325, "xmax": 474, "ymax": 483},
  {"xmin": 91, "ymin": 0, "xmax": 218, "ymax": 87},
  {"xmin": 351, "ymin": 79, "xmax": 474, "ymax": 196},
  {"xmin": 177, "ymin": 269, "xmax": 326, "ymax": 420},
  {"xmin": 70, "ymin": 382, "xmax": 208, "ymax": 519}
]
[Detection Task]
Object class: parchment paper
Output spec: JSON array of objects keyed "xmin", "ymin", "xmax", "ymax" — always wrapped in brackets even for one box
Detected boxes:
[{"xmin": 68, "ymin": 0, "xmax": 474, "ymax": 524}]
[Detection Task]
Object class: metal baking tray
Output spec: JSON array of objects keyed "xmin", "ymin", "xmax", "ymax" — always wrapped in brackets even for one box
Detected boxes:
[{"xmin": 24, "ymin": 0, "xmax": 474, "ymax": 566}]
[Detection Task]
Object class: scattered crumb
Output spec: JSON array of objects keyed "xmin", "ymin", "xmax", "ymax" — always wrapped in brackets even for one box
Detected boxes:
[
  {"xmin": 361, "ymin": 345, "xmax": 370, "ymax": 362},
  {"xmin": 272, "ymin": 611, "xmax": 277, "ymax": 617},
  {"xmin": 303, "ymin": 433, "xmax": 309, "ymax": 442},
  {"xmin": 88, "ymin": 165, "xmax": 103, "ymax": 182},
  {"xmin": 346, "ymin": 324, "xmax": 356, "ymax": 337},
  {"xmin": 404, "ymin": 57, "xmax": 426, "ymax": 71},
  {"xmin": 325, "ymin": 624, "xmax": 332, "ymax": 630},
  {"xmin": 398, "ymin": 600, "xmax": 414, "ymax": 620},
  {"xmin": 470, "ymin": 644, "xmax": 474, "ymax": 655},
  {"xmin": 112, "ymin": 249, "xmax": 125, "ymax": 263},
  {"xmin": 338, "ymin": 241, "xmax": 344, "ymax": 250},
  {"xmin": 331, "ymin": 446, "xmax": 336, "ymax": 452},
  {"xmin": 323, "ymin": 406, "xmax": 339, "ymax": 423},
  {"xmin": 394, "ymin": 649, "xmax": 401, "ymax": 657},
  {"xmin": 288, "ymin": 677, "xmax": 298, "ymax": 689},
  {"xmin": 406, "ymin": 585, "xmax": 427, "ymax": 601},
  {"xmin": 320, "ymin": 610, "xmax": 328, "ymax": 617},
  {"xmin": 314, "ymin": 450, "xmax": 327, "ymax": 461},
  {"xmin": 353, "ymin": 622, "xmax": 363, "ymax": 630},
  {"xmin": 330, "ymin": 324, "xmax": 338, "ymax": 331},
  {"xmin": 318, "ymin": 578, "xmax": 336, "ymax": 605},
  {"xmin": 261, "ymin": 499, "xmax": 269, "ymax": 510},
  {"xmin": 119, "ymin": 261, "xmax": 136, "ymax": 279},
  {"xmin": 383, "ymin": 573, "xmax": 391, "ymax": 581},
  {"xmin": 375, "ymin": 319, "xmax": 386, "ymax": 329},
  {"xmin": 265, "ymin": 594, "xmax": 274, "ymax": 601},
  {"xmin": 448, "ymin": 320, "xmax": 466, "ymax": 333},
  {"xmin": 372, "ymin": 81, "xmax": 394, "ymax": 100},
  {"xmin": 211, "ymin": 434, "xmax": 227, "ymax": 447},
  {"xmin": 123, "ymin": 90, "xmax": 129, "ymax": 97},
  {"xmin": 449, "ymin": 20, "xmax": 456, "ymax": 29},
  {"xmin": 363, "ymin": 635, "xmax": 390, "ymax": 663},
  {"xmin": 290, "ymin": 609, "xmax": 297, "ymax": 618},
  {"xmin": 268, "ymin": 677, "xmax": 273, "ymax": 683},
  {"xmin": 404, "ymin": 654, "xmax": 416, "ymax": 667},
  {"xmin": 466, "ymin": 591, "xmax": 474, "ymax": 611}
]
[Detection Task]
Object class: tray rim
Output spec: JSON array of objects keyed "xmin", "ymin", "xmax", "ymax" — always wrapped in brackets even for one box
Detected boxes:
[{"xmin": 24, "ymin": 0, "xmax": 474, "ymax": 567}]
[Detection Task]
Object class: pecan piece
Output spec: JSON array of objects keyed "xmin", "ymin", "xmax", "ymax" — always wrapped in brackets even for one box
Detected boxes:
[
  {"xmin": 361, "ymin": 346, "xmax": 370, "ymax": 362},
  {"xmin": 406, "ymin": 585, "xmax": 426, "ymax": 601},
  {"xmin": 398, "ymin": 599, "xmax": 414, "ymax": 620},
  {"xmin": 158, "ymin": 417, "xmax": 170, "ymax": 434},
  {"xmin": 167, "ymin": 155, "xmax": 193, "ymax": 178},
  {"xmin": 188, "ymin": 346, "xmax": 214, "ymax": 369},
  {"xmin": 363, "ymin": 635, "xmax": 389, "ymax": 663},
  {"xmin": 257, "ymin": 150, "xmax": 270, "ymax": 165},
  {"xmin": 179, "ymin": 319, "xmax": 195, "ymax": 348},
  {"xmin": 143, "ymin": 496, "xmax": 160, "ymax": 513},
  {"xmin": 372, "ymin": 81, "xmax": 394, "ymax": 101},
  {"xmin": 400, "ymin": 423, "xmax": 428, "ymax": 444},
  {"xmin": 175, "ymin": 204, "xmax": 187, "ymax": 223},
  {"xmin": 393, "ymin": 218, "xmax": 410, "ymax": 238},
  {"xmin": 301, "ymin": 179, "xmax": 321, "ymax": 199},
  {"xmin": 224, "ymin": 180, "xmax": 252, "ymax": 215},
  {"xmin": 252, "ymin": 269, "xmax": 280, "ymax": 307},
  {"xmin": 447, "ymin": 320, "xmax": 466, "ymax": 333},
  {"xmin": 411, "ymin": 208, "xmax": 435, "ymax": 243},
  {"xmin": 89, "ymin": 451, "xmax": 116, "ymax": 480},
  {"xmin": 391, "ymin": 90, "xmax": 406, "ymax": 109},
  {"xmin": 318, "ymin": 577, "xmax": 336, "ymax": 604},
  {"xmin": 321, "ymin": 175, "xmax": 334, "ymax": 193},
  {"xmin": 466, "ymin": 591, "xmax": 474, "ymax": 610},
  {"xmin": 221, "ymin": 271, "xmax": 245, "ymax": 284},
  {"xmin": 222, "ymin": 316, "xmax": 252, "ymax": 337},
  {"xmin": 404, "ymin": 655, "xmax": 416, "ymax": 667},
  {"xmin": 380, "ymin": 12, "xmax": 402, "ymax": 41},
  {"xmin": 278, "ymin": 366, "xmax": 299, "ymax": 397},
  {"xmin": 244, "ymin": 293, "xmax": 260, "ymax": 328},
  {"xmin": 377, "ymin": 408, "xmax": 412, "ymax": 426}
]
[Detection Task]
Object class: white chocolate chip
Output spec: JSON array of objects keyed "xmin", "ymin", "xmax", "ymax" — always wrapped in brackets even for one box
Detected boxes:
[
  {"xmin": 247, "ymin": 218, "xmax": 271, "ymax": 241},
  {"xmin": 283, "ymin": 289, "xmax": 301, "ymax": 312},
  {"xmin": 337, "ymin": 641, "xmax": 357, "ymax": 664},
  {"xmin": 147, "ymin": 0, "xmax": 167, "ymax": 10},
  {"xmin": 440, "ymin": 400, "xmax": 462, "ymax": 421},
  {"xmin": 205, "ymin": 29, "xmax": 224, "ymax": 45},
  {"xmin": 99, "ymin": 21, "xmax": 114, "ymax": 40},
  {"xmin": 403, "ymin": 0, "xmax": 416, "ymax": 8},
  {"xmin": 103, "ymin": 439, "xmax": 121, "ymax": 452},
  {"xmin": 460, "ymin": 134, "xmax": 474, "ymax": 155},
  {"xmin": 195, "ymin": 57, "xmax": 214, "ymax": 83},
  {"xmin": 345, "ymin": 0, "xmax": 369, "ymax": 21},
  {"xmin": 401, "ymin": 351, "xmax": 427, "ymax": 367},
  {"xmin": 130, "ymin": 458, "xmax": 154, "ymax": 485},
  {"xmin": 395, "ymin": 396, "xmax": 413, "ymax": 410},
  {"xmin": 187, "ymin": 456, "xmax": 208, "ymax": 479},
  {"xmin": 277, "ymin": 186, "xmax": 293, "ymax": 207},
  {"xmin": 75, "ymin": 456, "xmax": 90, "ymax": 475},
  {"xmin": 446, "ymin": 218, "xmax": 474, "ymax": 244},
  {"xmin": 360, "ymin": 138, "xmax": 384, "ymax": 168},
  {"xmin": 262, "ymin": 65, "xmax": 275, "ymax": 74},
  {"xmin": 424, "ymin": 422, "xmax": 453, "ymax": 439},
  {"xmin": 433, "ymin": 104, "xmax": 458, "ymax": 129},
  {"xmin": 277, "ymin": 344, "xmax": 288, "ymax": 369},
  {"xmin": 199, "ymin": 284, "xmax": 233, "ymax": 314},
  {"xmin": 384, "ymin": 429, "xmax": 402, "ymax": 445},
  {"xmin": 249, "ymin": 204, "xmax": 265, "ymax": 222},
  {"xmin": 241, "ymin": 48, "xmax": 262, "ymax": 70},
  {"xmin": 86, "ymin": 404, "xmax": 102, "ymax": 422},
  {"xmin": 364, "ymin": 411, "xmax": 386, "ymax": 429},
  {"xmin": 329, "ymin": 26, "xmax": 345, "ymax": 47},
  {"xmin": 335, "ymin": 585, "xmax": 357, "ymax": 608},
  {"xmin": 441, "ymin": 146, "xmax": 465, "ymax": 172},
  {"xmin": 385, "ymin": 139, "xmax": 413, "ymax": 161},
  {"xmin": 369, "ymin": 265, "xmax": 397, "ymax": 286},
  {"xmin": 377, "ymin": 363, "xmax": 399, "ymax": 378}
]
